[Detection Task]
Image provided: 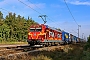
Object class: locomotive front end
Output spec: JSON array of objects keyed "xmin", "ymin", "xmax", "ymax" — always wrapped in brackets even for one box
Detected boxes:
[{"xmin": 27, "ymin": 24, "xmax": 45, "ymax": 45}]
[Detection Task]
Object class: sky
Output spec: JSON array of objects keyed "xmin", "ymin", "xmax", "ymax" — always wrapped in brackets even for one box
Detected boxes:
[{"xmin": 0, "ymin": 0, "xmax": 90, "ymax": 40}]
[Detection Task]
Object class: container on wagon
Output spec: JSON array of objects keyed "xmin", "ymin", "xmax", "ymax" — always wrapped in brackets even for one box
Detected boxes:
[{"xmin": 61, "ymin": 31, "xmax": 69, "ymax": 44}]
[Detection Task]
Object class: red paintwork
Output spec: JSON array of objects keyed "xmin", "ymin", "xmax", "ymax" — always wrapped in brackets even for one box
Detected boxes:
[{"xmin": 28, "ymin": 24, "xmax": 62, "ymax": 42}]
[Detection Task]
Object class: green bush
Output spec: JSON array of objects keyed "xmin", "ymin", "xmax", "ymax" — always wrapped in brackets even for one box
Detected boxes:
[
  {"xmin": 81, "ymin": 51, "xmax": 90, "ymax": 60},
  {"xmin": 84, "ymin": 35, "xmax": 90, "ymax": 50}
]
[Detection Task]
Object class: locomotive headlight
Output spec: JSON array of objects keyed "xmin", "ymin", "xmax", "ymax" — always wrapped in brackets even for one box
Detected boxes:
[{"xmin": 28, "ymin": 33, "xmax": 30, "ymax": 35}]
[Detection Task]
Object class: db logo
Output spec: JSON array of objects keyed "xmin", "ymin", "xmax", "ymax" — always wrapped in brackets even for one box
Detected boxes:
[{"xmin": 34, "ymin": 33, "xmax": 36, "ymax": 36}]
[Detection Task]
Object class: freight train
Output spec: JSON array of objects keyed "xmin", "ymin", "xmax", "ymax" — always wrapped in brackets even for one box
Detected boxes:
[{"xmin": 27, "ymin": 24, "xmax": 80, "ymax": 46}]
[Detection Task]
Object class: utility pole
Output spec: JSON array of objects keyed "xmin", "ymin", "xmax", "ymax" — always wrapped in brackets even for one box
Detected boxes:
[
  {"xmin": 82, "ymin": 33, "xmax": 84, "ymax": 39},
  {"xmin": 78, "ymin": 25, "xmax": 81, "ymax": 38},
  {"xmin": 39, "ymin": 15, "xmax": 47, "ymax": 24}
]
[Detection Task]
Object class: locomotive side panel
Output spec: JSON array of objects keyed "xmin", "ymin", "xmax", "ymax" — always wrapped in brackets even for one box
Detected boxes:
[{"xmin": 42, "ymin": 26, "xmax": 63, "ymax": 43}]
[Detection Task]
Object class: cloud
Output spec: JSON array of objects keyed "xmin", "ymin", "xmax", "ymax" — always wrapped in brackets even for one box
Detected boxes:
[
  {"xmin": 66, "ymin": 0, "xmax": 90, "ymax": 6},
  {"xmin": 0, "ymin": 0, "xmax": 45, "ymax": 10},
  {"xmin": 0, "ymin": 0, "xmax": 46, "ymax": 17},
  {"xmin": 0, "ymin": 0, "xmax": 19, "ymax": 6},
  {"xmin": 28, "ymin": 3, "xmax": 45, "ymax": 9}
]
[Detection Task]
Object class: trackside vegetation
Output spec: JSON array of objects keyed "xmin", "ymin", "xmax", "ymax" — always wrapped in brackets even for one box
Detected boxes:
[
  {"xmin": 84, "ymin": 35, "xmax": 90, "ymax": 50},
  {"xmin": 28, "ymin": 37, "xmax": 90, "ymax": 60},
  {"xmin": 1, "ymin": 41, "xmax": 90, "ymax": 60},
  {"xmin": 29, "ymin": 41, "xmax": 90, "ymax": 60},
  {"xmin": 0, "ymin": 11, "xmax": 38, "ymax": 43}
]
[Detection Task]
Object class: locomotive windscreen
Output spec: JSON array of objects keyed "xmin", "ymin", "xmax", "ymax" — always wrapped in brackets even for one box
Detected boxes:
[
  {"xmin": 30, "ymin": 28, "xmax": 35, "ymax": 32},
  {"xmin": 30, "ymin": 27, "xmax": 42, "ymax": 32},
  {"xmin": 36, "ymin": 27, "xmax": 42, "ymax": 32}
]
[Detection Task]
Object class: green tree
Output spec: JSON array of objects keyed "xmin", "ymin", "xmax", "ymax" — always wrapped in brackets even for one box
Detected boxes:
[
  {"xmin": 87, "ymin": 35, "xmax": 90, "ymax": 43},
  {"xmin": 0, "ymin": 24, "xmax": 10, "ymax": 42},
  {"xmin": 0, "ymin": 11, "xmax": 4, "ymax": 26},
  {"xmin": 0, "ymin": 11, "xmax": 3, "ymax": 20},
  {"xmin": 0, "ymin": 11, "xmax": 38, "ymax": 42}
]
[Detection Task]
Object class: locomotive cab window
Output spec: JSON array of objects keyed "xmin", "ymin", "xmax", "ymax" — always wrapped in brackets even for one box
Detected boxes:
[
  {"xmin": 30, "ymin": 28, "xmax": 35, "ymax": 32},
  {"xmin": 36, "ymin": 27, "xmax": 42, "ymax": 32},
  {"xmin": 30, "ymin": 27, "xmax": 42, "ymax": 32}
]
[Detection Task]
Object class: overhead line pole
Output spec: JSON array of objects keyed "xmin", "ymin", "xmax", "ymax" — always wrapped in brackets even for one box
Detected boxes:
[
  {"xmin": 78, "ymin": 25, "xmax": 81, "ymax": 38},
  {"xmin": 63, "ymin": 0, "xmax": 81, "ymax": 38}
]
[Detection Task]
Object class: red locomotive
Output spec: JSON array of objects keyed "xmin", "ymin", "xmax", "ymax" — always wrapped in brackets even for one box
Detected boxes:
[{"xmin": 27, "ymin": 24, "xmax": 63, "ymax": 46}]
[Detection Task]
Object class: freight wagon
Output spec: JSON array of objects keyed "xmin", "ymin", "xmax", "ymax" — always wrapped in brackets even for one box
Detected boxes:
[{"xmin": 61, "ymin": 31, "xmax": 69, "ymax": 44}]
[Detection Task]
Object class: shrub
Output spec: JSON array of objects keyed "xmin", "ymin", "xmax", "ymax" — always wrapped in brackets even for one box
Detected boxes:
[{"xmin": 84, "ymin": 35, "xmax": 90, "ymax": 50}]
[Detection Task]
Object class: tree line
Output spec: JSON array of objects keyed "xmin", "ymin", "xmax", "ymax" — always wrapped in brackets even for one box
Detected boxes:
[{"xmin": 0, "ymin": 11, "xmax": 38, "ymax": 42}]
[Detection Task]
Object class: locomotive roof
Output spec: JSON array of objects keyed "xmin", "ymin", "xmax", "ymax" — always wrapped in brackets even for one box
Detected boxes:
[
  {"xmin": 30, "ymin": 24, "xmax": 61, "ymax": 32},
  {"xmin": 45, "ymin": 25, "xmax": 61, "ymax": 32},
  {"xmin": 30, "ymin": 24, "xmax": 41, "ymax": 28}
]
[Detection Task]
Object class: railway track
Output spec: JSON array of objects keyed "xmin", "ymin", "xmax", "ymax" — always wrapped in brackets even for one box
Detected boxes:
[
  {"xmin": 0, "ymin": 44, "xmax": 40, "ymax": 56},
  {"xmin": 0, "ymin": 44, "xmax": 76, "ymax": 60}
]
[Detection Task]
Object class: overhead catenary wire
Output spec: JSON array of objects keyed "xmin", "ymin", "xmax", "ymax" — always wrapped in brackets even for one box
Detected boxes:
[
  {"xmin": 0, "ymin": 8, "xmax": 10, "ymax": 13},
  {"xmin": 0, "ymin": 0, "xmax": 55, "ymax": 26},
  {"xmin": 0, "ymin": 0, "xmax": 80, "ymax": 36},
  {"xmin": 1, "ymin": 0, "xmax": 75, "ymax": 32},
  {"xmin": 18, "ymin": 0, "xmax": 42, "ymax": 15},
  {"xmin": 28, "ymin": 0, "xmax": 66, "ymax": 29},
  {"xmin": 63, "ymin": 0, "xmax": 78, "ymax": 25},
  {"xmin": 22, "ymin": 0, "xmax": 58, "ymax": 23},
  {"xmin": 63, "ymin": 0, "xmax": 82, "ymax": 38},
  {"xmin": 28, "ymin": 0, "xmax": 46, "ymax": 14},
  {"xmin": 18, "ymin": 0, "xmax": 48, "ymax": 23},
  {"xmin": 28, "ymin": 0, "xmax": 78, "ymax": 31},
  {"xmin": 18, "ymin": 0, "xmax": 63, "ymax": 29}
]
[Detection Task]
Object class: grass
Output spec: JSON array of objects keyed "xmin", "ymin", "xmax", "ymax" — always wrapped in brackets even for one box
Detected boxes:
[
  {"xmin": 0, "ymin": 41, "xmax": 28, "ymax": 45},
  {"xmin": 31, "ymin": 55, "xmax": 52, "ymax": 60},
  {"xmin": 28, "ymin": 43, "xmax": 89, "ymax": 60}
]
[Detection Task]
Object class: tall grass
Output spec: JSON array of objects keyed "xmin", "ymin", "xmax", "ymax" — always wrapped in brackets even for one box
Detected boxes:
[
  {"xmin": 31, "ymin": 55, "xmax": 52, "ymax": 60},
  {"xmin": 0, "ymin": 41, "xmax": 28, "ymax": 45}
]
